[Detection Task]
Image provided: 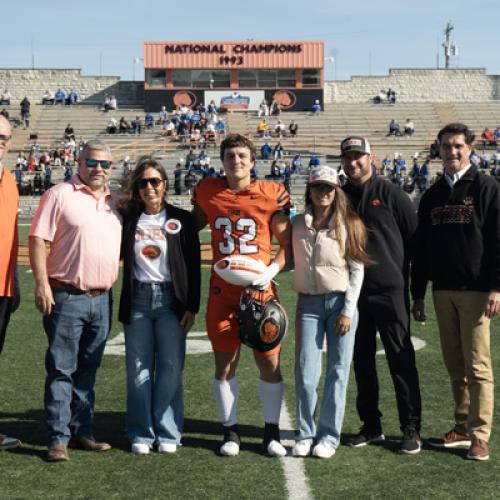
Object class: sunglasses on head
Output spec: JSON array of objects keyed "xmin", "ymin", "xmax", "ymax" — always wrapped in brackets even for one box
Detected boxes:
[
  {"xmin": 138, "ymin": 177, "xmax": 164, "ymax": 189},
  {"xmin": 85, "ymin": 159, "xmax": 112, "ymax": 170},
  {"xmin": 311, "ymin": 183, "xmax": 335, "ymax": 193}
]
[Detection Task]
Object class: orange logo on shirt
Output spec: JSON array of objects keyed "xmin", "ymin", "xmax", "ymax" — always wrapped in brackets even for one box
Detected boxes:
[
  {"xmin": 142, "ymin": 245, "xmax": 161, "ymax": 259},
  {"xmin": 372, "ymin": 198, "xmax": 381, "ymax": 206}
]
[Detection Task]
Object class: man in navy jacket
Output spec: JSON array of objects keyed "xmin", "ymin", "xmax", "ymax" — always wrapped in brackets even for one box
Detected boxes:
[{"xmin": 412, "ymin": 123, "xmax": 500, "ymax": 461}]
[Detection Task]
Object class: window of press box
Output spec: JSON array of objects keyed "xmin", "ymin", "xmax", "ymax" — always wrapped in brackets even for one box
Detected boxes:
[
  {"xmin": 146, "ymin": 69, "xmax": 166, "ymax": 87},
  {"xmin": 192, "ymin": 69, "xmax": 231, "ymax": 88},
  {"xmin": 302, "ymin": 69, "xmax": 320, "ymax": 87},
  {"xmin": 173, "ymin": 69, "xmax": 231, "ymax": 88},
  {"xmin": 239, "ymin": 70, "xmax": 296, "ymax": 88}
]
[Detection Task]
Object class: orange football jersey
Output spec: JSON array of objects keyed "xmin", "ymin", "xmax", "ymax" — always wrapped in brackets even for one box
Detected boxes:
[{"xmin": 193, "ymin": 177, "xmax": 290, "ymax": 266}]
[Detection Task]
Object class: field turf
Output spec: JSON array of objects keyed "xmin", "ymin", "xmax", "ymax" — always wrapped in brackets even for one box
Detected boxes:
[{"xmin": 1, "ymin": 264, "xmax": 499, "ymax": 499}]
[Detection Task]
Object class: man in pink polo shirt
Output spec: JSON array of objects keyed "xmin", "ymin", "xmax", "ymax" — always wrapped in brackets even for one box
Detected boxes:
[{"xmin": 29, "ymin": 139, "xmax": 121, "ymax": 462}]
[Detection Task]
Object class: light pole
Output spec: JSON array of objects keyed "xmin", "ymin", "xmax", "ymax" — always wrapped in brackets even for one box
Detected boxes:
[
  {"xmin": 324, "ymin": 57, "xmax": 335, "ymax": 81},
  {"xmin": 132, "ymin": 57, "xmax": 143, "ymax": 81}
]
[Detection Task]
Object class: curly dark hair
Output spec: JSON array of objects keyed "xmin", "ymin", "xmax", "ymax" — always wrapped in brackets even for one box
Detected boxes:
[
  {"xmin": 220, "ymin": 133, "xmax": 256, "ymax": 162},
  {"xmin": 118, "ymin": 156, "xmax": 169, "ymax": 216}
]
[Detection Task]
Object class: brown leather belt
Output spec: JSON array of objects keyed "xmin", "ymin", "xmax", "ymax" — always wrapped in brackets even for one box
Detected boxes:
[{"xmin": 49, "ymin": 278, "xmax": 107, "ymax": 297}]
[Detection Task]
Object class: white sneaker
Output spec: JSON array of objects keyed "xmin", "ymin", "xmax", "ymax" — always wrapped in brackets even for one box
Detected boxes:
[
  {"xmin": 293, "ymin": 439, "xmax": 313, "ymax": 457},
  {"xmin": 131, "ymin": 443, "xmax": 151, "ymax": 455},
  {"xmin": 158, "ymin": 442, "xmax": 177, "ymax": 453},
  {"xmin": 0, "ymin": 434, "xmax": 21, "ymax": 450},
  {"xmin": 312, "ymin": 441, "xmax": 336, "ymax": 459},
  {"xmin": 220, "ymin": 440, "xmax": 240, "ymax": 456},
  {"xmin": 266, "ymin": 439, "xmax": 287, "ymax": 457}
]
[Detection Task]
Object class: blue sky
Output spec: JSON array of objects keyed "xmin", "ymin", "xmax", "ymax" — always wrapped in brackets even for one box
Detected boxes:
[{"xmin": 1, "ymin": 0, "xmax": 498, "ymax": 80}]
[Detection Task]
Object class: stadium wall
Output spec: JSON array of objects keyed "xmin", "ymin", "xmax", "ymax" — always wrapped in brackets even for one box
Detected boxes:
[
  {"xmin": 1, "ymin": 68, "xmax": 499, "ymax": 107},
  {"xmin": 325, "ymin": 68, "xmax": 500, "ymax": 103},
  {"xmin": 0, "ymin": 69, "xmax": 143, "ymax": 106}
]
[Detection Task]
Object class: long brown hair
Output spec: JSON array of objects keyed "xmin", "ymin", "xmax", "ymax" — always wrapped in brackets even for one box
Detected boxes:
[
  {"xmin": 305, "ymin": 184, "xmax": 373, "ymax": 266},
  {"xmin": 118, "ymin": 156, "xmax": 169, "ymax": 217}
]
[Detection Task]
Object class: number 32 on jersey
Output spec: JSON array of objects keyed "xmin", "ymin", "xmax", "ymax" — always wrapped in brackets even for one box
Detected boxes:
[{"xmin": 215, "ymin": 216, "xmax": 258, "ymax": 255}]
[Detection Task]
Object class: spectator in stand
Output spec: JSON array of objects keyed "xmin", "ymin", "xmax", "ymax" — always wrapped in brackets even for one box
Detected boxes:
[
  {"xmin": 387, "ymin": 88, "xmax": 396, "ymax": 104},
  {"xmin": 54, "ymin": 89, "xmax": 66, "ymax": 105},
  {"xmin": 207, "ymin": 100, "xmax": 218, "ymax": 115},
  {"xmin": 44, "ymin": 166, "xmax": 52, "ymax": 190},
  {"xmin": 132, "ymin": 116, "xmax": 142, "ymax": 135},
  {"xmin": 159, "ymin": 106, "xmax": 168, "ymax": 125},
  {"xmin": 309, "ymin": 154, "xmax": 321, "ymax": 168},
  {"xmin": 417, "ymin": 158, "xmax": 430, "ymax": 192},
  {"xmin": 404, "ymin": 119, "xmax": 415, "ymax": 136},
  {"xmin": 273, "ymin": 141, "xmax": 284, "ymax": 161},
  {"xmin": 67, "ymin": 89, "xmax": 78, "ymax": 106},
  {"xmin": 215, "ymin": 120, "xmax": 226, "ymax": 137},
  {"xmin": 42, "ymin": 90, "xmax": 55, "ymax": 105},
  {"xmin": 107, "ymin": 117, "xmax": 118, "ymax": 134},
  {"xmin": 64, "ymin": 124, "xmax": 75, "ymax": 142},
  {"xmin": 291, "ymin": 154, "xmax": 302, "ymax": 174},
  {"xmin": 0, "ymin": 90, "xmax": 11, "ymax": 105},
  {"xmin": 109, "ymin": 96, "xmax": 117, "ymax": 110},
  {"xmin": 144, "ymin": 112, "xmax": 155, "ymax": 130},
  {"xmin": 374, "ymin": 90, "xmax": 386, "ymax": 104},
  {"xmin": 269, "ymin": 160, "xmax": 281, "ymax": 178},
  {"xmin": 52, "ymin": 149, "xmax": 61, "ymax": 168},
  {"xmin": 261, "ymin": 142, "xmax": 272, "ymax": 160},
  {"xmin": 289, "ymin": 120, "xmax": 299, "ymax": 137},
  {"xmin": 258, "ymin": 99, "xmax": 269, "ymax": 117},
  {"xmin": 20, "ymin": 97, "xmax": 30, "ymax": 128},
  {"xmin": 39, "ymin": 151, "xmax": 51, "ymax": 172},
  {"xmin": 274, "ymin": 120, "xmax": 286, "ymax": 138},
  {"xmin": 257, "ymin": 118, "xmax": 269, "ymax": 138},
  {"xmin": 270, "ymin": 99, "xmax": 281, "ymax": 116},
  {"xmin": 481, "ymin": 128, "xmax": 495, "ymax": 149},
  {"xmin": 16, "ymin": 152, "xmax": 27, "ymax": 171},
  {"xmin": 163, "ymin": 120, "xmax": 176, "ymax": 137},
  {"xmin": 411, "ymin": 157, "xmax": 420, "ymax": 180},
  {"xmin": 387, "ymin": 119, "xmax": 401, "ymax": 137},
  {"xmin": 174, "ymin": 163, "xmax": 183, "ymax": 194},
  {"xmin": 312, "ymin": 100, "xmax": 322, "ymax": 116},
  {"xmin": 119, "ymin": 117, "xmax": 131, "ymax": 134},
  {"xmin": 380, "ymin": 156, "xmax": 391, "ymax": 176},
  {"xmin": 494, "ymin": 127, "xmax": 500, "ymax": 145}
]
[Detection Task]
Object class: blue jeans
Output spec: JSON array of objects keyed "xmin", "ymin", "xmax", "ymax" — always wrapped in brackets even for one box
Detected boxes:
[
  {"xmin": 124, "ymin": 282, "xmax": 185, "ymax": 446},
  {"xmin": 43, "ymin": 289, "xmax": 111, "ymax": 445},
  {"xmin": 295, "ymin": 293, "xmax": 358, "ymax": 446}
]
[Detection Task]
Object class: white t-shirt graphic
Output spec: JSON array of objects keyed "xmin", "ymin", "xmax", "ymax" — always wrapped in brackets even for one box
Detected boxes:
[{"xmin": 133, "ymin": 210, "xmax": 171, "ymax": 282}]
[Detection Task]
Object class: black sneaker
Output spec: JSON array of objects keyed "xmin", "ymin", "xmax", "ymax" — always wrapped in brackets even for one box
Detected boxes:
[
  {"xmin": 263, "ymin": 423, "xmax": 286, "ymax": 457},
  {"xmin": 220, "ymin": 425, "xmax": 240, "ymax": 456},
  {"xmin": 346, "ymin": 426, "xmax": 385, "ymax": 447},
  {"xmin": 400, "ymin": 428, "xmax": 422, "ymax": 455}
]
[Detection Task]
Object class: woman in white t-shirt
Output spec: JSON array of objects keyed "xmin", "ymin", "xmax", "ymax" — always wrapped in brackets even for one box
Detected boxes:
[{"xmin": 118, "ymin": 157, "xmax": 200, "ymax": 455}]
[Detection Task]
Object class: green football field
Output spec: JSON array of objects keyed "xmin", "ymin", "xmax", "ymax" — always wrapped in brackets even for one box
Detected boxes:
[{"xmin": 1, "ymin": 264, "xmax": 500, "ymax": 499}]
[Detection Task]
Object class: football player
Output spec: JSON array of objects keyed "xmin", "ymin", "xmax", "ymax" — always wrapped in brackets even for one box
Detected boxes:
[{"xmin": 192, "ymin": 133, "xmax": 292, "ymax": 457}]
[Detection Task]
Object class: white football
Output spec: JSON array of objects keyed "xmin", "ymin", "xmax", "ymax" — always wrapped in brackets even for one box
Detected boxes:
[{"xmin": 214, "ymin": 256, "xmax": 267, "ymax": 287}]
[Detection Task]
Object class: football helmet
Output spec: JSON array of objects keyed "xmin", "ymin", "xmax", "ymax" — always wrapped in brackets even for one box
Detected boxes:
[{"xmin": 237, "ymin": 291, "xmax": 288, "ymax": 352}]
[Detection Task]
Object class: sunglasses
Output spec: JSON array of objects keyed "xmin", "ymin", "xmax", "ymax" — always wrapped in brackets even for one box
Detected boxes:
[
  {"xmin": 138, "ymin": 177, "xmax": 164, "ymax": 189},
  {"xmin": 85, "ymin": 159, "xmax": 112, "ymax": 170},
  {"xmin": 0, "ymin": 134, "xmax": 12, "ymax": 141},
  {"xmin": 310, "ymin": 183, "xmax": 335, "ymax": 193}
]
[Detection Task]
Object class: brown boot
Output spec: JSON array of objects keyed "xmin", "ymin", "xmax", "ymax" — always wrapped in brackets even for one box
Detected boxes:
[
  {"xmin": 467, "ymin": 438, "xmax": 490, "ymax": 461},
  {"xmin": 47, "ymin": 443, "xmax": 69, "ymax": 462},
  {"xmin": 68, "ymin": 436, "xmax": 111, "ymax": 452}
]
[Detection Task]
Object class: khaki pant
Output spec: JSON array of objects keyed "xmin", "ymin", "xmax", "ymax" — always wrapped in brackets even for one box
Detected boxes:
[{"xmin": 433, "ymin": 291, "xmax": 493, "ymax": 441}]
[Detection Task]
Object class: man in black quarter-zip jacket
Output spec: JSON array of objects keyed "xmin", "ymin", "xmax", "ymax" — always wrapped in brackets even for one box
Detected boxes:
[
  {"xmin": 412, "ymin": 123, "xmax": 500, "ymax": 462},
  {"xmin": 341, "ymin": 135, "xmax": 422, "ymax": 455}
]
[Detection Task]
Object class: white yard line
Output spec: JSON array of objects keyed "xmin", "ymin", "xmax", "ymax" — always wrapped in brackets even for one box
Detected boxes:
[{"xmin": 279, "ymin": 401, "xmax": 313, "ymax": 500}]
